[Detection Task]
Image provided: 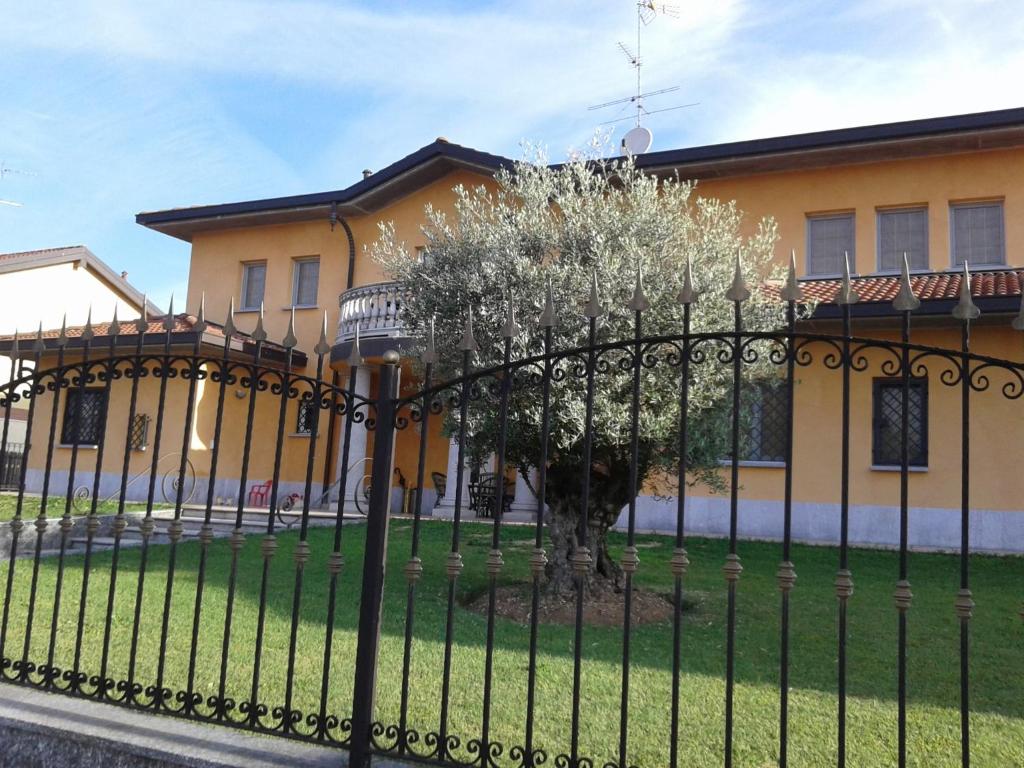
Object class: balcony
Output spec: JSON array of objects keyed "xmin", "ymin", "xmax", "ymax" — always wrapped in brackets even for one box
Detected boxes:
[{"xmin": 333, "ymin": 280, "xmax": 412, "ymax": 361}]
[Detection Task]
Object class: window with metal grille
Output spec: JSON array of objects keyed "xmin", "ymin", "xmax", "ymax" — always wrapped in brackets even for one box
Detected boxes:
[
  {"xmin": 807, "ymin": 213, "xmax": 854, "ymax": 276},
  {"xmin": 951, "ymin": 202, "xmax": 1004, "ymax": 266},
  {"xmin": 61, "ymin": 388, "xmax": 108, "ymax": 446},
  {"xmin": 740, "ymin": 382, "xmax": 789, "ymax": 463},
  {"xmin": 241, "ymin": 262, "xmax": 267, "ymax": 311},
  {"xmin": 130, "ymin": 414, "xmax": 150, "ymax": 450},
  {"xmin": 878, "ymin": 208, "xmax": 928, "ymax": 272},
  {"xmin": 296, "ymin": 399, "xmax": 316, "ymax": 435},
  {"xmin": 872, "ymin": 378, "xmax": 928, "ymax": 467},
  {"xmin": 292, "ymin": 257, "xmax": 320, "ymax": 307}
]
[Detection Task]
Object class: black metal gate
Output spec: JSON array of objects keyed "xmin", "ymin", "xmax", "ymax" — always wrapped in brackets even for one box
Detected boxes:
[{"xmin": 1, "ymin": 264, "xmax": 1023, "ymax": 768}]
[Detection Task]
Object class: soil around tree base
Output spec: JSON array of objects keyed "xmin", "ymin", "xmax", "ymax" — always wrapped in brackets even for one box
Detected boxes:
[{"xmin": 465, "ymin": 584, "xmax": 688, "ymax": 627}]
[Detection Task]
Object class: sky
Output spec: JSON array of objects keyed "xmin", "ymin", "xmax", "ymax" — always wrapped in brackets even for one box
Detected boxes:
[{"xmin": 1, "ymin": 0, "xmax": 1023, "ymax": 313}]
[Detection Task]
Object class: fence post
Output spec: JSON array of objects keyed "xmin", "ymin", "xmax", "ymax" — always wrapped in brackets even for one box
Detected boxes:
[{"xmin": 349, "ymin": 350, "xmax": 401, "ymax": 767}]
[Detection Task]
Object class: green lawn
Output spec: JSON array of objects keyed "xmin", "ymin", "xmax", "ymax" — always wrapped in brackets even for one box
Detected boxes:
[
  {"xmin": 1, "ymin": 520, "xmax": 1022, "ymax": 767},
  {"xmin": 0, "ymin": 493, "xmax": 149, "ymax": 521}
]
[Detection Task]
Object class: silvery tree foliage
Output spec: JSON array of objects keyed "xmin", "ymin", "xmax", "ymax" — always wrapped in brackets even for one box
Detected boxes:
[{"xmin": 373, "ymin": 151, "xmax": 792, "ymax": 593}]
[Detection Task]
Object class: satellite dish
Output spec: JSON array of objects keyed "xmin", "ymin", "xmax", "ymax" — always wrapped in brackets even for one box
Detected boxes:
[{"xmin": 621, "ymin": 125, "xmax": 653, "ymax": 156}]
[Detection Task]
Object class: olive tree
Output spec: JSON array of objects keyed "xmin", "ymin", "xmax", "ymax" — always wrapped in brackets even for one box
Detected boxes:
[{"xmin": 372, "ymin": 153, "xmax": 790, "ymax": 595}]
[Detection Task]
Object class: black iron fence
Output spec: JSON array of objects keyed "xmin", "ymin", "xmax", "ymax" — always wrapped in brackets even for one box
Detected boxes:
[{"xmin": 0, "ymin": 261, "xmax": 1022, "ymax": 768}]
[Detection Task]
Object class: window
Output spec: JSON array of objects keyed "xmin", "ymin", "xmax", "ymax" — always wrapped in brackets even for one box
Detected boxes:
[
  {"xmin": 61, "ymin": 389, "xmax": 108, "ymax": 446},
  {"xmin": 807, "ymin": 214, "xmax": 855, "ymax": 275},
  {"xmin": 415, "ymin": 246, "xmax": 429, "ymax": 265},
  {"xmin": 872, "ymin": 378, "xmax": 928, "ymax": 468},
  {"xmin": 951, "ymin": 202, "xmax": 1004, "ymax": 266},
  {"xmin": 241, "ymin": 262, "xmax": 267, "ymax": 311},
  {"xmin": 129, "ymin": 414, "xmax": 150, "ymax": 450},
  {"xmin": 878, "ymin": 208, "xmax": 928, "ymax": 272},
  {"xmin": 740, "ymin": 382, "xmax": 789, "ymax": 463},
  {"xmin": 296, "ymin": 399, "xmax": 316, "ymax": 435},
  {"xmin": 292, "ymin": 257, "xmax": 320, "ymax": 307}
]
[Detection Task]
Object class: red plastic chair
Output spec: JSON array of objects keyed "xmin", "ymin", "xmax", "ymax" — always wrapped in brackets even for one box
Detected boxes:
[{"xmin": 248, "ymin": 480, "xmax": 272, "ymax": 507}]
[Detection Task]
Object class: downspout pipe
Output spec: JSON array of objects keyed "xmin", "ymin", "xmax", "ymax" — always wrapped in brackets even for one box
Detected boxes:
[{"xmin": 323, "ymin": 201, "xmax": 357, "ymax": 493}]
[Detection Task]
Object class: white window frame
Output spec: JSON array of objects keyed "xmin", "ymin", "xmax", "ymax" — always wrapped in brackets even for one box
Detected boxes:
[
  {"xmin": 950, "ymin": 201, "xmax": 1005, "ymax": 268},
  {"xmin": 240, "ymin": 261, "xmax": 267, "ymax": 311},
  {"xmin": 291, "ymin": 256, "xmax": 320, "ymax": 308},
  {"xmin": 805, "ymin": 213, "xmax": 855, "ymax": 277},
  {"xmin": 876, "ymin": 206, "xmax": 929, "ymax": 274}
]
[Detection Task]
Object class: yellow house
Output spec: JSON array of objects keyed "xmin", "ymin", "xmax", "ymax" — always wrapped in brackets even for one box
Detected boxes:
[{"xmin": 7, "ymin": 108, "xmax": 1024, "ymax": 551}]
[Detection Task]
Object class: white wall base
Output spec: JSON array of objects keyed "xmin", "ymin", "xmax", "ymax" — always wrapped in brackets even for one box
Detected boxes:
[{"xmin": 614, "ymin": 495, "xmax": 1024, "ymax": 553}]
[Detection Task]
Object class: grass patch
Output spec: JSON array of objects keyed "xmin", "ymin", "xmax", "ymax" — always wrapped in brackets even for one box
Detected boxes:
[
  {"xmin": 1, "ymin": 520, "xmax": 1022, "ymax": 766},
  {"xmin": 0, "ymin": 493, "xmax": 149, "ymax": 522}
]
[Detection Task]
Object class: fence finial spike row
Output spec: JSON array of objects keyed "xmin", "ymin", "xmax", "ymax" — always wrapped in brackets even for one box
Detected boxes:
[
  {"xmin": 348, "ymin": 323, "xmax": 364, "ymax": 367},
  {"xmin": 194, "ymin": 293, "xmax": 208, "ymax": 334},
  {"xmin": 952, "ymin": 261, "xmax": 980, "ymax": 322},
  {"xmin": 584, "ymin": 270, "xmax": 604, "ymax": 318},
  {"xmin": 502, "ymin": 300, "xmax": 522, "ymax": 339},
  {"xmin": 56, "ymin": 314, "xmax": 69, "ymax": 348},
  {"xmin": 539, "ymin": 281, "xmax": 557, "ymax": 328},
  {"xmin": 251, "ymin": 302, "xmax": 268, "ymax": 342},
  {"xmin": 677, "ymin": 259, "xmax": 697, "ymax": 305},
  {"xmin": 459, "ymin": 306, "xmax": 480, "ymax": 352},
  {"xmin": 725, "ymin": 250, "xmax": 751, "ymax": 303},
  {"xmin": 837, "ymin": 252, "xmax": 859, "ymax": 306},
  {"xmin": 81, "ymin": 305, "xmax": 95, "ymax": 342},
  {"xmin": 135, "ymin": 294, "xmax": 149, "ymax": 334},
  {"xmin": 314, "ymin": 311, "xmax": 331, "ymax": 356},
  {"xmin": 224, "ymin": 297, "xmax": 237, "ymax": 339},
  {"xmin": 282, "ymin": 307, "xmax": 298, "ymax": 349},
  {"xmin": 163, "ymin": 295, "xmax": 176, "ymax": 332},
  {"xmin": 421, "ymin": 316, "xmax": 439, "ymax": 363},
  {"xmin": 779, "ymin": 249, "xmax": 804, "ymax": 303},
  {"xmin": 33, "ymin": 322, "xmax": 45, "ymax": 354},
  {"xmin": 110, "ymin": 304, "xmax": 120, "ymax": 339},
  {"xmin": 893, "ymin": 252, "xmax": 921, "ymax": 312},
  {"xmin": 627, "ymin": 263, "xmax": 651, "ymax": 312}
]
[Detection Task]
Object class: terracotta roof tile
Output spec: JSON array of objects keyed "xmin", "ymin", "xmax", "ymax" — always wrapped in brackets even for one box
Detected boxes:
[{"xmin": 770, "ymin": 268, "xmax": 1024, "ymax": 305}]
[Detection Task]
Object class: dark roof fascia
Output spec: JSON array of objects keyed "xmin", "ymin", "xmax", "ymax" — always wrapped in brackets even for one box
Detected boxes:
[
  {"xmin": 0, "ymin": 334, "xmax": 308, "ymax": 367},
  {"xmin": 135, "ymin": 142, "xmax": 513, "ymax": 231},
  {"xmin": 808, "ymin": 295, "xmax": 1021, "ymax": 321},
  {"xmin": 632, "ymin": 107, "xmax": 1024, "ymax": 173}
]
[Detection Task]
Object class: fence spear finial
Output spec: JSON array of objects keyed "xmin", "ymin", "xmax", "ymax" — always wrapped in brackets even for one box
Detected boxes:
[
  {"xmin": 348, "ymin": 323, "xmax": 364, "ymax": 366},
  {"xmin": 421, "ymin": 316, "xmax": 439, "ymax": 363},
  {"xmin": 10, "ymin": 329, "xmax": 19, "ymax": 360},
  {"xmin": 56, "ymin": 314, "xmax": 69, "ymax": 347},
  {"xmin": 194, "ymin": 292, "xmax": 207, "ymax": 334},
  {"xmin": 33, "ymin": 322, "xmax": 45, "ymax": 354},
  {"xmin": 952, "ymin": 261, "xmax": 980, "ymax": 322},
  {"xmin": 502, "ymin": 299, "xmax": 521, "ymax": 339},
  {"xmin": 627, "ymin": 263, "xmax": 651, "ymax": 312},
  {"xmin": 81, "ymin": 305, "xmax": 95, "ymax": 342},
  {"xmin": 539, "ymin": 281, "xmax": 557, "ymax": 328},
  {"xmin": 314, "ymin": 311, "xmax": 331, "ymax": 356},
  {"xmin": 779, "ymin": 249, "xmax": 804, "ymax": 303},
  {"xmin": 282, "ymin": 306, "xmax": 298, "ymax": 349},
  {"xmin": 224, "ymin": 297, "xmax": 237, "ymax": 339},
  {"xmin": 1014, "ymin": 284, "xmax": 1024, "ymax": 331},
  {"xmin": 110, "ymin": 304, "xmax": 120, "ymax": 340},
  {"xmin": 725, "ymin": 250, "xmax": 750, "ymax": 303},
  {"xmin": 135, "ymin": 294, "xmax": 149, "ymax": 334},
  {"xmin": 584, "ymin": 270, "xmax": 604, "ymax": 318},
  {"xmin": 677, "ymin": 259, "xmax": 697, "ymax": 305},
  {"xmin": 837, "ymin": 252, "xmax": 859, "ymax": 305},
  {"xmin": 459, "ymin": 307, "xmax": 480, "ymax": 352},
  {"xmin": 163, "ymin": 295, "xmax": 176, "ymax": 332},
  {"xmin": 892, "ymin": 252, "xmax": 921, "ymax": 312},
  {"xmin": 251, "ymin": 302, "xmax": 268, "ymax": 342}
]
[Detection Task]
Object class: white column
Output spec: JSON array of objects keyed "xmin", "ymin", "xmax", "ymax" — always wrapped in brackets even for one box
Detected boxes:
[
  {"xmin": 434, "ymin": 437, "xmax": 470, "ymax": 519},
  {"xmin": 508, "ymin": 466, "xmax": 543, "ymax": 522},
  {"xmin": 332, "ymin": 366, "xmax": 371, "ymax": 511}
]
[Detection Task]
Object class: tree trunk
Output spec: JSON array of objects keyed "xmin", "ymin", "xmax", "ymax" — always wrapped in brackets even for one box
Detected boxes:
[{"xmin": 542, "ymin": 453, "xmax": 635, "ymax": 598}]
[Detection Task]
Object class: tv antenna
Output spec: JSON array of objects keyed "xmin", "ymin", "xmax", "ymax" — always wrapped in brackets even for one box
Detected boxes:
[
  {"xmin": 588, "ymin": 2, "xmax": 697, "ymax": 155},
  {"xmin": 0, "ymin": 161, "xmax": 33, "ymax": 208}
]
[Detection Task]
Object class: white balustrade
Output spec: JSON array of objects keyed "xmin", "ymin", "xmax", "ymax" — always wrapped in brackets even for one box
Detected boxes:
[{"xmin": 336, "ymin": 281, "xmax": 408, "ymax": 345}]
